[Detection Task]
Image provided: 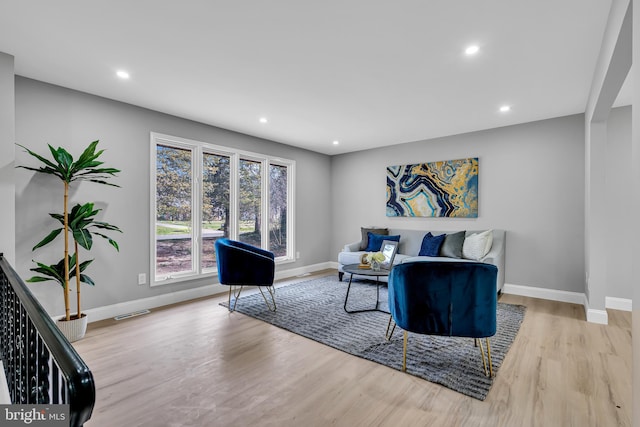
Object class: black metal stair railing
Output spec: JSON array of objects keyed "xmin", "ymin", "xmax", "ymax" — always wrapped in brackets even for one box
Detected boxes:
[{"xmin": 0, "ymin": 253, "xmax": 95, "ymax": 427}]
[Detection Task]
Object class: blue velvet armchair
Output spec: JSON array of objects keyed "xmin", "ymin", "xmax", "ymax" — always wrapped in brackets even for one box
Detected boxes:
[
  {"xmin": 215, "ymin": 238, "xmax": 276, "ymax": 312},
  {"xmin": 388, "ymin": 261, "xmax": 498, "ymax": 376}
]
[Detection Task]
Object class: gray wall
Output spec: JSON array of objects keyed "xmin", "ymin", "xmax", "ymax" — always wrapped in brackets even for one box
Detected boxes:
[
  {"xmin": 632, "ymin": 0, "xmax": 639, "ymax": 419},
  {"xmin": 0, "ymin": 53, "xmax": 15, "ymax": 264},
  {"xmin": 12, "ymin": 75, "xmax": 633, "ymax": 317},
  {"xmin": 331, "ymin": 114, "xmax": 587, "ymax": 293},
  {"xmin": 14, "ymin": 77, "xmax": 332, "ymax": 316},
  {"xmin": 606, "ymin": 105, "xmax": 633, "ymax": 300}
]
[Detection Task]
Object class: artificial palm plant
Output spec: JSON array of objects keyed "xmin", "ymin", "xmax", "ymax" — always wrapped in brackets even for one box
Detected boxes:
[
  {"xmin": 18, "ymin": 140, "xmax": 120, "ymax": 322},
  {"xmin": 32, "ymin": 202, "xmax": 121, "ymax": 318}
]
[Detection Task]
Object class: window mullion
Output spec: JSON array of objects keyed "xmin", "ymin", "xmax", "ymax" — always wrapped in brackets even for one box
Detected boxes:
[
  {"xmin": 193, "ymin": 148, "xmax": 202, "ymax": 274},
  {"xmin": 287, "ymin": 162, "xmax": 295, "ymax": 260},
  {"xmin": 262, "ymin": 159, "xmax": 269, "ymax": 250},
  {"xmin": 229, "ymin": 153, "xmax": 239, "ymax": 240}
]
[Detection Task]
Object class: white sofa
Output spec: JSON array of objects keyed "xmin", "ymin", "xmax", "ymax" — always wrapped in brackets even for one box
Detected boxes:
[{"xmin": 338, "ymin": 229, "xmax": 506, "ymax": 293}]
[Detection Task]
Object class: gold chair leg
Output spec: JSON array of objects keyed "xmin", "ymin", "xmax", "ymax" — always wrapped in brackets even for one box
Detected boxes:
[
  {"xmin": 486, "ymin": 338, "xmax": 493, "ymax": 377},
  {"xmin": 402, "ymin": 330, "xmax": 408, "ymax": 372},
  {"xmin": 258, "ymin": 285, "xmax": 277, "ymax": 312},
  {"xmin": 385, "ymin": 315, "xmax": 396, "ymax": 341},
  {"xmin": 478, "ymin": 338, "xmax": 489, "ymax": 377},
  {"xmin": 228, "ymin": 285, "xmax": 243, "ymax": 312}
]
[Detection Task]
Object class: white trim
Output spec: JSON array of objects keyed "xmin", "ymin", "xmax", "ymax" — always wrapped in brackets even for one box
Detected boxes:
[
  {"xmin": 261, "ymin": 158, "xmax": 269, "ymax": 250},
  {"xmin": 0, "ymin": 361, "xmax": 10, "ymax": 404},
  {"xmin": 283, "ymin": 161, "xmax": 296, "ymax": 261},
  {"xmin": 503, "ymin": 282, "xmax": 619, "ymax": 324},
  {"xmin": 605, "ymin": 296, "xmax": 632, "ymax": 311},
  {"xmin": 80, "ymin": 262, "xmax": 335, "ymax": 323},
  {"xmin": 274, "ymin": 262, "xmax": 335, "ymax": 280},
  {"xmin": 80, "ymin": 277, "xmax": 632, "ymax": 325},
  {"xmin": 149, "ymin": 133, "xmax": 157, "ymax": 285},
  {"xmin": 502, "ymin": 283, "xmax": 585, "ymax": 305},
  {"xmin": 581, "ymin": 293, "xmax": 608, "ymax": 324},
  {"xmin": 81, "ymin": 283, "xmax": 225, "ymax": 322},
  {"xmin": 586, "ymin": 308, "xmax": 609, "ymax": 324}
]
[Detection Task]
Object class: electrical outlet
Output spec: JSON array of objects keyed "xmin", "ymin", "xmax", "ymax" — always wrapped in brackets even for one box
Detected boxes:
[
  {"xmin": 296, "ymin": 251, "xmax": 300, "ymax": 259},
  {"xmin": 138, "ymin": 273, "xmax": 146, "ymax": 285}
]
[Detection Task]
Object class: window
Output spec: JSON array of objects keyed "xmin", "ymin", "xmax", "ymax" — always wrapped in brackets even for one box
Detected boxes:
[
  {"xmin": 238, "ymin": 158, "xmax": 262, "ymax": 246},
  {"xmin": 155, "ymin": 144, "xmax": 194, "ymax": 277},
  {"xmin": 269, "ymin": 164, "xmax": 288, "ymax": 257},
  {"xmin": 202, "ymin": 152, "xmax": 230, "ymax": 270},
  {"xmin": 151, "ymin": 133, "xmax": 295, "ymax": 285}
]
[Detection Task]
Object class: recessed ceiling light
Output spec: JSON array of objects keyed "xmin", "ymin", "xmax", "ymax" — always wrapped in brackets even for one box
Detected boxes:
[
  {"xmin": 116, "ymin": 70, "xmax": 130, "ymax": 79},
  {"xmin": 259, "ymin": 117, "xmax": 268, "ymax": 124},
  {"xmin": 333, "ymin": 140, "xmax": 339, "ymax": 145},
  {"xmin": 465, "ymin": 45, "xmax": 480, "ymax": 55},
  {"xmin": 499, "ymin": 105, "xmax": 511, "ymax": 113}
]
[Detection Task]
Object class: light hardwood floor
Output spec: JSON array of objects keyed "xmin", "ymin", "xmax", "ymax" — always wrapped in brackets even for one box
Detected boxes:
[{"xmin": 74, "ymin": 270, "xmax": 632, "ymax": 427}]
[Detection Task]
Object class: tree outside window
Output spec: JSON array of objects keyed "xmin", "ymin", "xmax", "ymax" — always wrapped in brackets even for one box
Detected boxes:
[
  {"xmin": 239, "ymin": 159, "xmax": 262, "ymax": 246},
  {"xmin": 202, "ymin": 152, "xmax": 230, "ymax": 270},
  {"xmin": 151, "ymin": 133, "xmax": 295, "ymax": 284},
  {"xmin": 269, "ymin": 164, "xmax": 287, "ymax": 257},
  {"xmin": 155, "ymin": 144, "xmax": 193, "ymax": 277}
]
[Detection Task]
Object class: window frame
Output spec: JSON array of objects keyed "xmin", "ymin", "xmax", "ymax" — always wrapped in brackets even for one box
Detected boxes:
[{"xmin": 150, "ymin": 132, "xmax": 296, "ymax": 286}]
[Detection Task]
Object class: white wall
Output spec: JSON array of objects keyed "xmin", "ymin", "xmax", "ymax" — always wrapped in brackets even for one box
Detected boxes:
[
  {"xmin": 14, "ymin": 77, "xmax": 332, "ymax": 317},
  {"xmin": 0, "ymin": 53, "xmax": 15, "ymax": 264},
  {"xmin": 331, "ymin": 114, "xmax": 587, "ymax": 293},
  {"xmin": 606, "ymin": 106, "xmax": 633, "ymax": 300}
]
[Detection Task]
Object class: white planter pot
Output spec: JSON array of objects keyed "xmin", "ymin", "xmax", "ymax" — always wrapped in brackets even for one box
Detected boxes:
[{"xmin": 56, "ymin": 314, "xmax": 88, "ymax": 342}]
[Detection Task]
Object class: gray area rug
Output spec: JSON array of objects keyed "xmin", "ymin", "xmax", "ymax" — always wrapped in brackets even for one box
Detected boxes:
[{"xmin": 220, "ymin": 275, "xmax": 525, "ymax": 400}]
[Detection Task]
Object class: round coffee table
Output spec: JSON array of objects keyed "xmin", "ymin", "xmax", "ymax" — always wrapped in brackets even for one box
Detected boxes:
[{"xmin": 342, "ymin": 263, "xmax": 390, "ymax": 313}]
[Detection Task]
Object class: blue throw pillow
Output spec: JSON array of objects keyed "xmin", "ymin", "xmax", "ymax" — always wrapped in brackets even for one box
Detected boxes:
[
  {"xmin": 419, "ymin": 232, "xmax": 446, "ymax": 256},
  {"xmin": 366, "ymin": 232, "xmax": 400, "ymax": 252}
]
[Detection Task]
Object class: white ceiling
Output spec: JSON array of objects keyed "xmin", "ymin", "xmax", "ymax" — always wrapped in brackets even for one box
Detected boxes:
[{"xmin": 0, "ymin": 0, "xmax": 631, "ymax": 155}]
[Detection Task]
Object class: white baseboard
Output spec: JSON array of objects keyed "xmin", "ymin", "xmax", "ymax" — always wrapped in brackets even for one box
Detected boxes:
[
  {"xmin": 503, "ymin": 283, "xmax": 585, "ymax": 305},
  {"xmin": 605, "ymin": 296, "xmax": 632, "ymax": 311},
  {"xmin": 585, "ymin": 307, "xmax": 609, "ymax": 324},
  {"xmin": 81, "ymin": 272, "xmax": 633, "ymax": 325},
  {"xmin": 274, "ymin": 262, "xmax": 335, "ymax": 280},
  {"xmin": 502, "ymin": 283, "xmax": 612, "ymax": 324},
  {"xmin": 82, "ymin": 262, "xmax": 335, "ymax": 323},
  {"xmin": 83, "ymin": 283, "xmax": 225, "ymax": 323}
]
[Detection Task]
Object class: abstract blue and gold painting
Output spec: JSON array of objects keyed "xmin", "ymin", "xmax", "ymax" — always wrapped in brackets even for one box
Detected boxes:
[{"xmin": 386, "ymin": 157, "xmax": 478, "ymax": 218}]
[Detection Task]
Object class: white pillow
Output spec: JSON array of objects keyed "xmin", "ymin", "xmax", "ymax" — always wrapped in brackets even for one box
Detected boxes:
[{"xmin": 462, "ymin": 230, "xmax": 493, "ymax": 261}]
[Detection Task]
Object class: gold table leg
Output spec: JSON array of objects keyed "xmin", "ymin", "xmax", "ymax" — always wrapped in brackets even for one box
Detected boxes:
[{"xmin": 402, "ymin": 330, "xmax": 408, "ymax": 372}]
